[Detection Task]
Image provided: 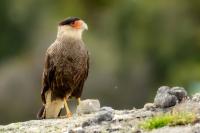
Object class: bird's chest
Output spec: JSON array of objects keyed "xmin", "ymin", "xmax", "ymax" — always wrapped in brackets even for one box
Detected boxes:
[{"xmin": 51, "ymin": 42, "xmax": 87, "ymax": 70}]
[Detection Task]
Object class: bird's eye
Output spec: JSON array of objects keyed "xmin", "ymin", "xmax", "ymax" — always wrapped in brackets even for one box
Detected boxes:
[{"xmin": 71, "ymin": 21, "xmax": 75, "ymax": 25}]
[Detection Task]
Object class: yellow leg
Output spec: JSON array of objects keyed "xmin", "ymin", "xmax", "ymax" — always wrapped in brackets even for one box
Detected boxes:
[
  {"xmin": 64, "ymin": 97, "xmax": 72, "ymax": 118},
  {"xmin": 77, "ymin": 97, "xmax": 81, "ymax": 105}
]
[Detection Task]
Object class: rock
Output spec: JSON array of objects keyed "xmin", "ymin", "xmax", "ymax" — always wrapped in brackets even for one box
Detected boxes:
[
  {"xmin": 192, "ymin": 123, "xmax": 200, "ymax": 133},
  {"xmin": 169, "ymin": 87, "xmax": 187, "ymax": 102},
  {"xmin": 77, "ymin": 99, "xmax": 100, "ymax": 114},
  {"xmin": 144, "ymin": 103, "xmax": 156, "ymax": 111},
  {"xmin": 154, "ymin": 86, "xmax": 178, "ymax": 108},
  {"xmin": 1, "ymin": 90, "xmax": 200, "ymax": 133},
  {"xmin": 82, "ymin": 107, "xmax": 114, "ymax": 127},
  {"xmin": 154, "ymin": 86, "xmax": 188, "ymax": 108},
  {"xmin": 100, "ymin": 106, "xmax": 114, "ymax": 112},
  {"xmin": 82, "ymin": 119, "xmax": 95, "ymax": 128},
  {"xmin": 96, "ymin": 109, "xmax": 113, "ymax": 123},
  {"xmin": 157, "ymin": 86, "xmax": 171, "ymax": 93},
  {"xmin": 149, "ymin": 126, "xmax": 192, "ymax": 133},
  {"xmin": 172, "ymin": 101, "xmax": 200, "ymax": 115},
  {"xmin": 132, "ymin": 127, "xmax": 142, "ymax": 133},
  {"xmin": 192, "ymin": 93, "xmax": 200, "ymax": 102},
  {"xmin": 69, "ymin": 127, "xmax": 85, "ymax": 133},
  {"xmin": 149, "ymin": 123, "xmax": 200, "ymax": 133}
]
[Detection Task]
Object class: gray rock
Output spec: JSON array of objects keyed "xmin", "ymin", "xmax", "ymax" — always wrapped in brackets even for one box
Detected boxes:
[
  {"xmin": 69, "ymin": 127, "xmax": 85, "ymax": 133},
  {"xmin": 82, "ymin": 108, "xmax": 114, "ymax": 127},
  {"xmin": 154, "ymin": 86, "xmax": 188, "ymax": 108},
  {"xmin": 96, "ymin": 110, "xmax": 113, "ymax": 123},
  {"xmin": 157, "ymin": 86, "xmax": 170, "ymax": 93},
  {"xmin": 144, "ymin": 103, "xmax": 156, "ymax": 111},
  {"xmin": 149, "ymin": 126, "xmax": 191, "ymax": 133},
  {"xmin": 192, "ymin": 123, "xmax": 200, "ymax": 133},
  {"xmin": 192, "ymin": 93, "xmax": 200, "ymax": 102},
  {"xmin": 169, "ymin": 87, "xmax": 187, "ymax": 102},
  {"xmin": 77, "ymin": 99, "xmax": 100, "ymax": 114},
  {"xmin": 1, "ymin": 91, "xmax": 200, "ymax": 133},
  {"xmin": 173, "ymin": 101, "xmax": 200, "ymax": 115},
  {"xmin": 100, "ymin": 106, "xmax": 114, "ymax": 112},
  {"xmin": 82, "ymin": 119, "xmax": 95, "ymax": 127},
  {"xmin": 154, "ymin": 86, "xmax": 178, "ymax": 108},
  {"xmin": 149, "ymin": 123, "xmax": 200, "ymax": 133}
]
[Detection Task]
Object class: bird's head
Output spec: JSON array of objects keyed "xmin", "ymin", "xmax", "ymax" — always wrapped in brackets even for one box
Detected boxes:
[{"xmin": 57, "ymin": 17, "xmax": 88, "ymax": 39}]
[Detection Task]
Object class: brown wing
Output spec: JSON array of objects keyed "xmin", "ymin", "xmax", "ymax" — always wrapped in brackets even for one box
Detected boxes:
[
  {"xmin": 71, "ymin": 52, "xmax": 89, "ymax": 98},
  {"xmin": 41, "ymin": 53, "xmax": 55, "ymax": 104},
  {"xmin": 85, "ymin": 52, "xmax": 89, "ymax": 79}
]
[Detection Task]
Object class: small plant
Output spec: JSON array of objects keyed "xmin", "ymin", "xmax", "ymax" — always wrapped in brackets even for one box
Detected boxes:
[{"xmin": 140, "ymin": 112, "xmax": 197, "ymax": 130}]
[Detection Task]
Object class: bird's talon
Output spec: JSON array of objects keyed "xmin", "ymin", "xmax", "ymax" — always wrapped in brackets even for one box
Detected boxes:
[
  {"xmin": 66, "ymin": 112, "xmax": 72, "ymax": 118},
  {"xmin": 78, "ymin": 98, "xmax": 81, "ymax": 105}
]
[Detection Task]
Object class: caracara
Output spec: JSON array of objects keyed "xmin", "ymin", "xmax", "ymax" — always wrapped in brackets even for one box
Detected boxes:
[{"xmin": 37, "ymin": 17, "xmax": 89, "ymax": 119}]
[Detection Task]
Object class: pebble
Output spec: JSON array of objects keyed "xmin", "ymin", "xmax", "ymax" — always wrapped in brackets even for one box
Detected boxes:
[
  {"xmin": 77, "ymin": 99, "xmax": 100, "ymax": 114},
  {"xmin": 96, "ymin": 110, "xmax": 113, "ymax": 123}
]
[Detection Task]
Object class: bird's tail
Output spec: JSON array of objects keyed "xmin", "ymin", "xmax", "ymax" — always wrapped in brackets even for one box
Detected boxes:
[
  {"xmin": 37, "ymin": 102, "xmax": 63, "ymax": 119},
  {"xmin": 37, "ymin": 105, "xmax": 45, "ymax": 119},
  {"xmin": 37, "ymin": 90, "xmax": 64, "ymax": 119},
  {"xmin": 44, "ymin": 99, "xmax": 64, "ymax": 118}
]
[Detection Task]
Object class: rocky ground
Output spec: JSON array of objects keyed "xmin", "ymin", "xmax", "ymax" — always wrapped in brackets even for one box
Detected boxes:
[{"xmin": 1, "ymin": 86, "xmax": 200, "ymax": 133}]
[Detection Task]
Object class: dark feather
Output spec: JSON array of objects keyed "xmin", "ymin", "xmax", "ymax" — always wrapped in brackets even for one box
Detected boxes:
[
  {"xmin": 71, "ymin": 54, "xmax": 89, "ymax": 98},
  {"xmin": 37, "ymin": 105, "xmax": 45, "ymax": 119},
  {"xmin": 41, "ymin": 54, "xmax": 55, "ymax": 104},
  {"xmin": 59, "ymin": 17, "xmax": 80, "ymax": 26}
]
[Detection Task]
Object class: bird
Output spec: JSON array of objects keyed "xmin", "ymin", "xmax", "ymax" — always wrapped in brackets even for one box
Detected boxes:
[{"xmin": 37, "ymin": 17, "xmax": 89, "ymax": 119}]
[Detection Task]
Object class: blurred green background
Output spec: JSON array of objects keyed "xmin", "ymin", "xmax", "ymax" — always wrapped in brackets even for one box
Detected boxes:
[{"xmin": 1, "ymin": 0, "xmax": 200, "ymax": 125}]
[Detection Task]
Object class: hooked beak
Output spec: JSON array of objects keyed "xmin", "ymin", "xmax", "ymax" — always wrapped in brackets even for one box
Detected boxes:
[
  {"xmin": 70, "ymin": 20, "xmax": 88, "ymax": 30},
  {"xmin": 82, "ymin": 21, "xmax": 88, "ymax": 30}
]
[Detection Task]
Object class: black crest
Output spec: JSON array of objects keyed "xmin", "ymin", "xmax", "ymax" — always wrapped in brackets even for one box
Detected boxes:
[{"xmin": 59, "ymin": 17, "xmax": 80, "ymax": 26}]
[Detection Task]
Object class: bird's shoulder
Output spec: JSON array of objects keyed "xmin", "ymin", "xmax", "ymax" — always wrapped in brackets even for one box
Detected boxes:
[{"xmin": 46, "ymin": 41, "xmax": 59, "ymax": 55}]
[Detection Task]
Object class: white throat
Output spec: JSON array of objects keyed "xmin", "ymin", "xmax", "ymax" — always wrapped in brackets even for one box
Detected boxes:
[{"xmin": 57, "ymin": 26, "xmax": 83, "ymax": 40}]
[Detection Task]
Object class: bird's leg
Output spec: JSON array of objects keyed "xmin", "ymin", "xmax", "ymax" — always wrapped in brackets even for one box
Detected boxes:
[
  {"xmin": 77, "ymin": 97, "xmax": 81, "ymax": 105},
  {"xmin": 64, "ymin": 97, "xmax": 72, "ymax": 118}
]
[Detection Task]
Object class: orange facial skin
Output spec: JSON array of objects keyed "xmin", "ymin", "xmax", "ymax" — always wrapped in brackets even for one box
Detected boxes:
[{"xmin": 71, "ymin": 20, "xmax": 82, "ymax": 29}]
